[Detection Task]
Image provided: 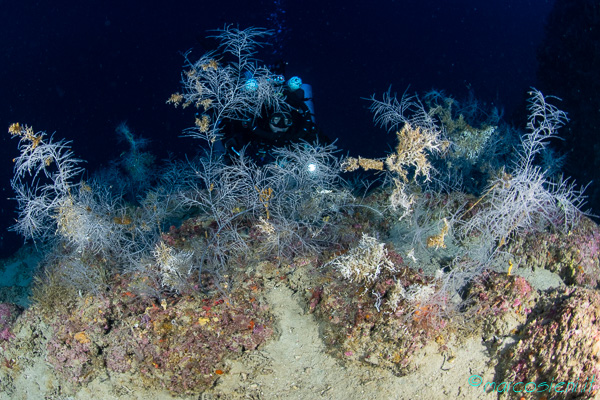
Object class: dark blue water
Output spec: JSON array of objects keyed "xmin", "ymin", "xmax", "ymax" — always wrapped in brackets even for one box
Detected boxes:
[{"xmin": 0, "ymin": 0, "xmax": 559, "ymax": 257}]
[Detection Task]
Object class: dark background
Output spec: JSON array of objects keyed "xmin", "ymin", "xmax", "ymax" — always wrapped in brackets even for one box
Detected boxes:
[{"xmin": 2, "ymin": 0, "xmax": 576, "ymax": 257}]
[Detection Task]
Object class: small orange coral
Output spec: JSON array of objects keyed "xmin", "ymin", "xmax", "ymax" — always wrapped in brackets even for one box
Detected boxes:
[{"xmin": 73, "ymin": 331, "xmax": 90, "ymax": 344}]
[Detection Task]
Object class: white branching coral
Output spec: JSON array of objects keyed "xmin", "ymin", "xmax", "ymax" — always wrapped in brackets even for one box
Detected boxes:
[
  {"xmin": 459, "ymin": 89, "xmax": 587, "ymax": 248},
  {"xmin": 452, "ymin": 125, "xmax": 496, "ymax": 160},
  {"xmin": 343, "ymin": 91, "xmax": 449, "ymax": 219},
  {"xmin": 9, "ymin": 123, "xmax": 84, "ymax": 242},
  {"xmin": 172, "ymin": 26, "xmax": 288, "ymax": 144},
  {"xmin": 386, "ymin": 282, "xmax": 438, "ymax": 313},
  {"xmin": 153, "ymin": 241, "xmax": 194, "ymax": 291},
  {"xmin": 328, "ymin": 234, "xmax": 396, "ymax": 283}
]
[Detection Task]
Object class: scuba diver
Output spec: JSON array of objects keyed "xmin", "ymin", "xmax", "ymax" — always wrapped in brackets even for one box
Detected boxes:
[
  {"xmin": 193, "ymin": 33, "xmax": 327, "ymax": 164},
  {"xmin": 219, "ymin": 75, "xmax": 328, "ymax": 164}
]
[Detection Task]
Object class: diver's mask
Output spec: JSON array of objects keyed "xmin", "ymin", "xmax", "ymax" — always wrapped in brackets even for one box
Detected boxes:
[{"xmin": 269, "ymin": 112, "xmax": 293, "ymax": 133}]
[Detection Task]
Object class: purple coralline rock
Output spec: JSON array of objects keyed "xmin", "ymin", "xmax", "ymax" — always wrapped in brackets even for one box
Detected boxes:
[
  {"xmin": 312, "ymin": 262, "xmax": 451, "ymax": 374},
  {"xmin": 43, "ymin": 272, "xmax": 273, "ymax": 394},
  {"xmin": 507, "ymin": 217, "xmax": 600, "ymax": 289},
  {"xmin": 0, "ymin": 303, "xmax": 22, "ymax": 341},
  {"xmin": 501, "ymin": 287, "xmax": 600, "ymax": 399}
]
